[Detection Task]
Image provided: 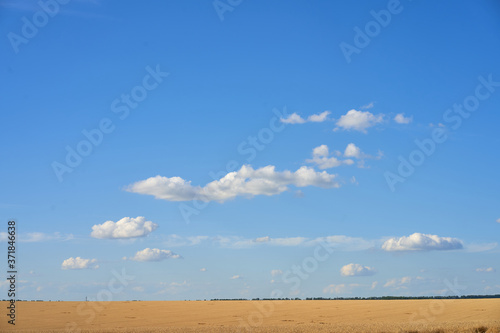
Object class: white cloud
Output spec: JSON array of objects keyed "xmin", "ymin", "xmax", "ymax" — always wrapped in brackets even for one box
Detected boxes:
[
  {"xmin": 476, "ymin": 267, "xmax": 495, "ymax": 273},
  {"xmin": 126, "ymin": 248, "xmax": 181, "ymax": 262},
  {"xmin": 340, "ymin": 263, "xmax": 376, "ymax": 277},
  {"xmin": 132, "ymin": 286, "xmax": 145, "ymax": 292},
  {"xmin": 230, "ymin": 275, "xmax": 242, "ymax": 280},
  {"xmin": 127, "ymin": 165, "xmax": 339, "ymax": 203},
  {"xmin": 323, "ymin": 284, "xmax": 347, "ymax": 294},
  {"xmin": 306, "ymin": 145, "xmax": 354, "ymax": 169},
  {"xmin": 61, "ymin": 257, "xmax": 98, "ymax": 270},
  {"xmin": 496, "ymin": 218, "xmax": 500, "ymax": 223},
  {"xmin": 1, "ymin": 232, "xmax": 73, "ymax": 243},
  {"xmin": 280, "ymin": 112, "xmax": 306, "ymax": 124},
  {"xmin": 308, "ymin": 111, "xmax": 331, "ymax": 122},
  {"xmin": 371, "ymin": 281, "xmax": 378, "ymax": 289},
  {"xmin": 200, "ymin": 268, "xmax": 207, "ymax": 272},
  {"xmin": 384, "ymin": 276, "xmax": 415, "ymax": 289},
  {"xmin": 344, "ymin": 143, "xmax": 362, "ymax": 158},
  {"xmin": 280, "ymin": 111, "xmax": 330, "ymax": 124},
  {"xmin": 360, "ymin": 102, "xmax": 374, "ymax": 110},
  {"xmin": 90, "ymin": 216, "xmax": 158, "ymax": 239},
  {"xmin": 381, "ymin": 233, "xmax": 463, "ymax": 251},
  {"xmin": 335, "ymin": 109, "xmax": 384, "ymax": 133},
  {"xmin": 271, "ymin": 269, "xmax": 283, "ymax": 276},
  {"xmin": 394, "ymin": 113, "xmax": 413, "ymax": 124}
]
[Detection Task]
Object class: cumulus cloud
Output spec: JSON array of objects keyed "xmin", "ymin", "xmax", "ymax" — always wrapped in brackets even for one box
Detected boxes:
[
  {"xmin": 394, "ymin": 113, "xmax": 413, "ymax": 124},
  {"xmin": 306, "ymin": 145, "xmax": 354, "ymax": 169},
  {"xmin": 61, "ymin": 257, "xmax": 98, "ymax": 270},
  {"xmin": 335, "ymin": 109, "xmax": 384, "ymax": 133},
  {"xmin": 381, "ymin": 233, "xmax": 463, "ymax": 251},
  {"xmin": 340, "ymin": 263, "xmax": 376, "ymax": 277},
  {"xmin": 126, "ymin": 165, "xmax": 339, "ymax": 203},
  {"xmin": 280, "ymin": 111, "xmax": 330, "ymax": 124},
  {"xmin": 476, "ymin": 267, "xmax": 495, "ymax": 273},
  {"xmin": 126, "ymin": 248, "xmax": 181, "ymax": 262},
  {"xmin": 91, "ymin": 216, "xmax": 158, "ymax": 239}
]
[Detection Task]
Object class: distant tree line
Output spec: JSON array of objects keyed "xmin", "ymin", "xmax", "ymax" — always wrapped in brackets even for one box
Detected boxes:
[{"xmin": 209, "ymin": 294, "xmax": 500, "ymax": 301}]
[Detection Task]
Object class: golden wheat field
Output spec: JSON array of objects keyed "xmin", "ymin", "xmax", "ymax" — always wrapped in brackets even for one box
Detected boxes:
[{"xmin": 1, "ymin": 299, "xmax": 499, "ymax": 332}]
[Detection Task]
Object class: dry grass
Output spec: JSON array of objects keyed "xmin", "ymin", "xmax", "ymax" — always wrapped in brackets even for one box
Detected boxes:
[{"xmin": 2, "ymin": 299, "xmax": 499, "ymax": 332}]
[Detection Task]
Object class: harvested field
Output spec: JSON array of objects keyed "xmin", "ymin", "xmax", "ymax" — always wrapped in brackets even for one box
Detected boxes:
[{"xmin": 2, "ymin": 299, "xmax": 499, "ymax": 332}]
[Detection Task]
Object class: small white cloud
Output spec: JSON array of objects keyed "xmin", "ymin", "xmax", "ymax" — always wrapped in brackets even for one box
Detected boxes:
[
  {"xmin": 496, "ymin": 218, "xmax": 500, "ymax": 223},
  {"xmin": 307, "ymin": 111, "xmax": 331, "ymax": 122},
  {"xmin": 280, "ymin": 111, "xmax": 330, "ymax": 124},
  {"xmin": 394, "ymin": 113, "xmax": 413, "ymax": 124},
  {"xmin": 127, "ymin": 248, "xmax": 181, "ymax": 262},
  {"xmin": 271, "ymin": 269, "xmax": 283, "ymax": 276},
  {"xmin": 371, "ymin": 281, "xmax": 378, "ymax": 289},
  {"xmin": 382, "ymin": 233, "xmax": 463, "ymax": 251},
  {"xmin": 384, "ymin": 277, "xmax": 412, "ymax": 289},
  {"xmin": 335, "ymin": 109, "xmax": 384, "ymax": 133},
  {"xmin": 127, "ymin": 165, "xmax": 339, "ymax": 203},
  {"xmin": 91, "ymin": 216, "xmax": 158, "ymax": 239},
  {"xmin": 340, "ymin": 263, "xmax": 376, "ymax": 277},
  {"xmin": 350, "ymin": 176, "xmax": 358, "ymax": 185},
  {"xmin": 230, "ymin": 275, "xmax": 242, "ymax": 280},
  {"xmin": 132, "ymin": 286, "xmax": 145, "ymax": 292},
  {"xmin": 200, "ymin": 268, "xmax": 207, "ymax": 272},
  {"xmin": 61, "ymin": 257, "xmax": 98, "ymax": 270},
  {"xmin": 280, "ymin": 112, "xmax": 306, "ymax": 124},
  {"xmin": 476, "ymin": 267, "xmax": 495, "ymax": 273},
  {"xmin": 306, "ymin": 144, "xmax": 354, "ymax": 169},
  {"xmin": 323, "ymin": 284, "xmax": 347, "ymax": 294},
  {"xmin": 344, "ymin": 143, "xmax": 362, "ymax": 158},
  {"xmin": 360, "ymin": 102, "xmax": 374, "ymax": 110}
]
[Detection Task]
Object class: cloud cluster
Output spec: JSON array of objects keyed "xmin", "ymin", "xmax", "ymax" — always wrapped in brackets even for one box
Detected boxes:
[
  {"xmin": 127, "ymin": 165, "xmax": 339, "ymax": 203},
  {"xmin": 382, "ymin": 233, "xmax": 463, "ymax": 251},
  {"xmin": 126, "ymin": 248, "xmax": 181, "ymax": 262},
  {"xmin": 307, "ymin": 144, "xmax": 381, "ymax": 169},
  {"xmin": 280, "ymin": 111, "xmax": 330, "ymax": 124},
  {"xmin": 306, "ymin": 145, "xmax": 354, "ymax": 169},
  {"xmin": 340, "ymin": 263, "xmax": 376, "ymax": 277},
  {"xmin": 91, "ymin": 216, "xmax": 158, "ymax": 239},
  {"xmin": 335, "ymin": 109, "xmax": 384, "ymax": 133},
  {"xmin": 61, "ymin": 257, "xmax": 99, "ymax": 270}
]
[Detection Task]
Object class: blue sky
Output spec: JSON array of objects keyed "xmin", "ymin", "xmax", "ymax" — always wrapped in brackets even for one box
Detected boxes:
[{"xmin": 1, "ymin": 0, "xmax": 499, "ymax": 302}]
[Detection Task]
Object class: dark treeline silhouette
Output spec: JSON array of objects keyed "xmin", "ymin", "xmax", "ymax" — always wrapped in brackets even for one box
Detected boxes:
[{"xmin": 209, "ymin": 294, "xmax": 500, "ymax": 301}]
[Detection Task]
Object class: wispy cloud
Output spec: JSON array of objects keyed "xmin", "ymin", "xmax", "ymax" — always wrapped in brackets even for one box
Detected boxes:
[
  {"xmin": 125, "ymin": 248, "xmax": 181, "ymax": 262},
  {"xmin": 394, "ymin": 113, "xmax": 413, "ymax": 124}
]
